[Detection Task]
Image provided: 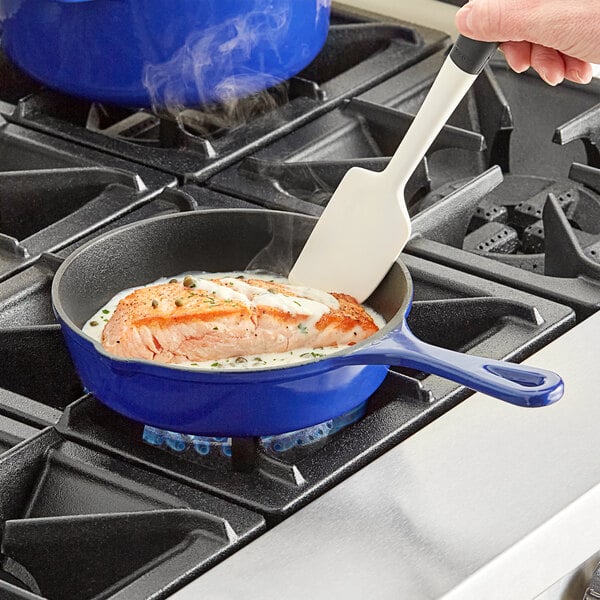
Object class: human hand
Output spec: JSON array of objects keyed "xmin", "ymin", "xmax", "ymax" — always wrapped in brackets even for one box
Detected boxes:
[{"xmin": 455, "ymin": 0, "xmax": 600, "ymax": 86}]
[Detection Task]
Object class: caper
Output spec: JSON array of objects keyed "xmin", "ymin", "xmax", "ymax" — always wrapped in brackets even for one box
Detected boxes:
[
  {"xmin": 169, "ymin": 278, "xmax": 178, "ymax": 284},
  {"xmin": 90, "ymin": 320, "xmax": 99, "ymax": 327},
  {"xmin": 235, "ymin": 356, "xmax": 248, "ymax": 363},
  {"xmin": 183, "ymin": 275, "xmax": 196, "ymax": 288},
  {"xmin": 151, "ymin": 299, "xmax": 159, "ymax": 309},
  {"xmin": 175, "ymin": 298, "xmax": 184, "ymax": 307}
]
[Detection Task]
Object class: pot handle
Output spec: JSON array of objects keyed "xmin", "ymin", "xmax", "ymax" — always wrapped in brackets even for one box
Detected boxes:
[{"xmin": 337, "ymin": 322, "xmax": 563, "ymax": 408}]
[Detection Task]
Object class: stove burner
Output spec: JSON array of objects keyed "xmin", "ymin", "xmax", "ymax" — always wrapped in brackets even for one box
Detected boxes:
[
  {"xmin": 85, "ymin": 81, "xmax": 291, "ymax": 150},
  {"xmin": 415, "ymin": 169, "xmax": 600, "ymax": 274},
  {"xmin": 142, "ymin": 402, "xmax": 367, "ymax": 464}
]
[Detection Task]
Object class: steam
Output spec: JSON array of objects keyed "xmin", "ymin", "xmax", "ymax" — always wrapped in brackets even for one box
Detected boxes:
[
  {"xmin": 245, "ymin": 213, "xmax": 314, "ymax": 276},
  {"xmin": 142, "ymin": 0, "xmax": 296, "ymax": 121},
  {"xmin": 176, "ymin": 83, "xmax": 288, "ymax": 139}
]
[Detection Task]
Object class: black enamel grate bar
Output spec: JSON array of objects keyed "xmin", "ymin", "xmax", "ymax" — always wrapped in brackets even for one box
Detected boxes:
[
  {"xmin": 554, "ymin": 102, "xmax": 600, "ymax": 168},
  {"xmin": 0, "ymin": 413, "xmax": 41, "ymax": 456}
]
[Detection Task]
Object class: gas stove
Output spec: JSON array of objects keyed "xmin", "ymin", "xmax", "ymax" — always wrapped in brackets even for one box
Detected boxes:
[{"xmin": 0, "ymin": 3, "xmax": 598, "ymax": 599}]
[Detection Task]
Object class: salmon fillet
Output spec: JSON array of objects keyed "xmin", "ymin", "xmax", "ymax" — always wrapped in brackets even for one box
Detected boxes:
[{"xmin": 101, "ymin": 277, "xmax": 380, "ymax": 364}]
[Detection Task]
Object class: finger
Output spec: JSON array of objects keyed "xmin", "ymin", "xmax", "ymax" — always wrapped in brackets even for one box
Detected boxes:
[
  {"xmin": 500, "ymin": 41, "xmax": 531, "ymax": 73},
  {"xmin": 529, "ymin": 44, "xmax": 565, "ymax": 86},
  {"xmin": 561, "ymin": 54, "xmax": 593, "ymax": 84},
  {"xmin": 455, "ymin": 0, "xmax": 600, "ymax": 65}
]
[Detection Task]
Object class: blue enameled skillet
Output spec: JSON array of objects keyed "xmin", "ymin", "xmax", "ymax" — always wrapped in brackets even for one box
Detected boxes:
[{"xmin": 51, "ymin": 210, "xmax": 564, "ymax": 436}]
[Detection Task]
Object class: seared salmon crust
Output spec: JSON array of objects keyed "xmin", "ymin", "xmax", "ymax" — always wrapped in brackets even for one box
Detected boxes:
[{"xmin": 101, "ymin": 278, "xmax": 379, "ymax": 364}]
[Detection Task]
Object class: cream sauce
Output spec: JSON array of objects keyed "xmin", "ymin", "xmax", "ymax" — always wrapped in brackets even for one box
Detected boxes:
[{"xmin": 83, "ymin": 271, "xmax": 385, "ymax": 369}]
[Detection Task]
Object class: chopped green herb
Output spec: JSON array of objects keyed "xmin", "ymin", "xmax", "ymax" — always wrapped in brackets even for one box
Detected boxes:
[
  {"xmin": 211, "ymin": 362, "xmax": 222, "ymax": 368},
  {"xmin": 297, "ymin": 323, "xmax": 308, "ymax": 334},
  {"xmin": 190, "ymin": 363, "xmax": 198, "ymax": 366},
  {"xmin": 301, "ymin": 351, "xmax": 325, "ymax": 359},
  {"xmin": 293, "ymin": 300, "xmax": 301, "ymax": 306},
  {"xmin": 89, "ymin": 320, "xmax": 99, "ymax": 327},
  {"xmin": 101, "ymin": 309, "xmax": 110, "ymax": 315}
]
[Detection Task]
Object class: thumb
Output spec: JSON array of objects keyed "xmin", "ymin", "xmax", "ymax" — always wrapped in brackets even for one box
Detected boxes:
[{"xmin": 455, "ymin": 0, "xmax": 600, "ymax": 64}]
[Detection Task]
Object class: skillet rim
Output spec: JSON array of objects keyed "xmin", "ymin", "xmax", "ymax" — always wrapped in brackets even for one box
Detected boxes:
[{"xmin": 51, "ymin": 208, "xmax": 412, "ymax": 375}]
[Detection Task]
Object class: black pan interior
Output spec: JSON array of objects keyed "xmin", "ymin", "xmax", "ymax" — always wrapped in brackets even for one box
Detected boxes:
[{"xmin": 53, "ymin": 210, "xmax": 411, "ymax": 332}]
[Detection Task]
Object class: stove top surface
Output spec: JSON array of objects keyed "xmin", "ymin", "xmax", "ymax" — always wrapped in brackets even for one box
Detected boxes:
[{"xmin": 0, "ymin": 5, "xmax": 595, "ymax": 598}]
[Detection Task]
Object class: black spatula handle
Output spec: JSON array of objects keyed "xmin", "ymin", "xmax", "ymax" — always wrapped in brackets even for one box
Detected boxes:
[{"xmin": 449, "ymin": 35, "xmax": 499, "ymax": 75}]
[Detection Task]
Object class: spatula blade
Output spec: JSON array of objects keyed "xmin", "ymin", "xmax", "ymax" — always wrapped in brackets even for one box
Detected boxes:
[{"xmin": 288, "ymin": 166, "xmax": 410, "ymax": 303}]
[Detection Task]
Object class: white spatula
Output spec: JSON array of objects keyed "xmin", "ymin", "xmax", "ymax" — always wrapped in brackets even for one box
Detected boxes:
[{"xmin": 289, "ymin": 36, "xmax": 498, "ymax": 302}]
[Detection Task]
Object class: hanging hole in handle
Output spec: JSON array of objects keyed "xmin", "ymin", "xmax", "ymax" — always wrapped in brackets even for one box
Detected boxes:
[{"xmin": 484, "ymin": 364, "xmax": 546, "ymax": 387}]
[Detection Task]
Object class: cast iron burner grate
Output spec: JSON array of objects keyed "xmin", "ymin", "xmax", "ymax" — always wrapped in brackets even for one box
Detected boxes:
[
  {"xmin": 206, "ymin": 51, "xmax": 513, "ymax": 214},
  {"xmin": 0, "ymin": 429, "xmax": 264, "ymax": 600},
  {"xmin": 0, "ymin": 117, "xmax": 175, "ymax": 283},
  {"xmin": 1, "ymin": 7, "xmax": 448, "ymax": 181},
  {"xmin": 409, "ymin": 164, "xmax": 600, "ymax": 320},
  {"xmin": 207, "ymin": 54, "xmax": 600, "ymax": 217}
]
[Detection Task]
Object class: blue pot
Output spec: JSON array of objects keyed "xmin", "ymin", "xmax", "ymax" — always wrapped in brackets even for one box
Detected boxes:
[
  {"xmin": 51, "ymin": 210, "xmax": 563, "ymax": 437},
  {"xmin": 0, "ymin": 0, "xmax": 331, "ymax": 107}
]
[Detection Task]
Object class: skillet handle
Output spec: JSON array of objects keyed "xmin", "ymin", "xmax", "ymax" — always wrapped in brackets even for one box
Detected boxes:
[{"xmin": 340, "ymin": 323, "xmax": 563, "ymax": 408}]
